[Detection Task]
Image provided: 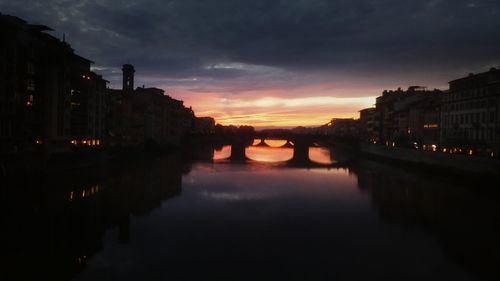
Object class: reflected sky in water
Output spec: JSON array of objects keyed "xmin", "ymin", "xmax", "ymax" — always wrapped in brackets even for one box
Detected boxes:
[
  {"xmin": 3, "ymin": 146, "xmax": 500, "ymax": 281},
  {"xmin": 309, "ymin": 147, "xmax": 336, "ymax": 165},
  {"xmin": 246, "ymin": 146, "xmax": 293, "ymax": 162},
  {"xmin": 213, "ymin": 145, "xmax": 231, "ymax": 160},
  {"xmin": 73, "ymin": 161, "xmax": 478, "ymax": 281}
]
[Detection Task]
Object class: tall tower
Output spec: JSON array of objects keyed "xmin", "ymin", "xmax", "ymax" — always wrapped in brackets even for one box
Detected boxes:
[{"xmin": 122, "ymin": 64, "xmax": 135, "ymax": 92}]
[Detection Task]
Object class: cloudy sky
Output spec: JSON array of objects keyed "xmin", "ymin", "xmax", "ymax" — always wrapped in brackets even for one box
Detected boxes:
[{"xmin": 1, "ymin": 0, "xmax": 499, "ymax": 127}]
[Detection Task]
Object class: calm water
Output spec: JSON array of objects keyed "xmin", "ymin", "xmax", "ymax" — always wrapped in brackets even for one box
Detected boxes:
[{"xmin": 2, "ymin": 141, "xmax": 500, "ymax": 281}]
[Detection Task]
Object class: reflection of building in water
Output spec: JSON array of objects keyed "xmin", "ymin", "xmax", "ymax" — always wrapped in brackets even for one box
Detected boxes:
[
  {"xmin": 356, "ymin": 160, "xmax": 500, "ymax": 280},
  {"xmin": 1, "ymin": 153, "xmax": 185, "ymax": 280}
]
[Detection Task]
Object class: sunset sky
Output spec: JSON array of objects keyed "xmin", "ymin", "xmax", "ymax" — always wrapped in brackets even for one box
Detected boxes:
[{"xmin": 2, "ymin": 0, "xmax": 499, "ymax": 128}]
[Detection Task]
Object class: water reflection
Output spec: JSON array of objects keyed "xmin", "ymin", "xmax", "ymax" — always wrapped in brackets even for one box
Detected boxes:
[
  {"xmin": 309, "ymin": 147, "xmax": 336, "ymax": 165},
  {"xmin": 213, "ymin": 145, "xmax": 231, "ymax": 160},
  {"xmin": 2, "ymin": 145, "xmax": 499, "ymax": 281},
  {"xmin": 246, "ymin": 146, "xmax": 293, "ymax": 162},
  {"xmin": 356, "ymin": 160, "xmax": 500, "ymax": 280},
  {"xmin": 1, "ymin": 153, "xmax": 186, "ymax": 281}
]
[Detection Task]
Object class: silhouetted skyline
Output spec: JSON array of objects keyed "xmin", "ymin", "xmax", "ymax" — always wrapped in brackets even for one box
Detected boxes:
[{"xmin": 1, "ymin": 0, "xmax": 500, "ymax": 127}]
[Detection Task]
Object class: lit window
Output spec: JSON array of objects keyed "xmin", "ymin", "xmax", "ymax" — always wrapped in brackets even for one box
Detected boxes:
[{"xmin": 26, "ymin": 94, "xmax": 34, "ymax": 106}]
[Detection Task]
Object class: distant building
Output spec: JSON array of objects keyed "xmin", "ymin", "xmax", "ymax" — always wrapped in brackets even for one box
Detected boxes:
[
  {"xmin": 108, "ymin": 64, "xmax": 195, "ymax": 147},
  {"xmin": 375, "ymin": 86, "xmax": 443, "ymax": 145},
  {"xmin": 193, "ymin": 117, "xmax": 215, "ymax": 134},
  {"xmin": 440, "ymin": 68, "xmax": 500, "ymax": 155},
  {"xmin": 359, "ymin": 108, "xmax": 378, "ymax": 142},
  {"xmin": 0, "ymin": 14, "xmax": 105, "ymax": 154},
  {"xmin": 329, "ymin": 118, "xmax": 360, "ymax": 138},
  {"xmin": 408, "ymin": 92, "xmax": 442, "ymax": 146}
]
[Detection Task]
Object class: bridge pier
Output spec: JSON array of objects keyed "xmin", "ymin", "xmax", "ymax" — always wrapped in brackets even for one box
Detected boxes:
[
  {"xmin": 290, "ymin": 139, "xmax": 310, "ymax": 164},
  {"xmin": 230, "ymin": 141, "xmax": 247, "ymax": 161},
  {"xmin": 281, "ymin": 140, "xmax": 294, "ymax": 148},
  {"xmin": 256, "ymin": 138, "xmax": 269, "ymax": 147}
]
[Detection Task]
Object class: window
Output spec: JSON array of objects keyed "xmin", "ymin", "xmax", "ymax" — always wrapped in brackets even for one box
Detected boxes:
[
  {"xmin": 27, "ymin": 63, "xmax": 35, "ymax": 75},
  {"xmin": 26, "ymin": 94, "xmax": 34, "ymax": 107},
  {"xmin": 27, "ymin": 79, "xmax": 35, "ymax": 91}
]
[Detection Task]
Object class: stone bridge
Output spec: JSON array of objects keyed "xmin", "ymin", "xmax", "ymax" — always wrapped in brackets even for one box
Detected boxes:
[{"xmin": 225, "ymin": 133, "xmax": 351, "ymax": 168}]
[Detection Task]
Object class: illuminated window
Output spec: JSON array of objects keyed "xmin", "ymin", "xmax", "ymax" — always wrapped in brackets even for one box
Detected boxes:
[
  {"xmin": 26, "ymin": 94, "xmax": 34, "ymax": 106},
  {"xmin": 423, "ymin": 124, "xmax": 439, "ymax": 129}
]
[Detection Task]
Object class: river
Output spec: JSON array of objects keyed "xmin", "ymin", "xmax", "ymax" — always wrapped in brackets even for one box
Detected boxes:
[{"xmin": 2, "ymin": 141, "xmax": 499, "ymax": 281}]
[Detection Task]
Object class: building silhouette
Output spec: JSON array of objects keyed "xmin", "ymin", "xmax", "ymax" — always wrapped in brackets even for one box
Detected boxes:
[
  {"xmin": 106, "ymin": 65, "xmax": 195, "ymax": 147},
  {"xmin": 0, "ymin": 14, "xmax": 106, "ymax": 154},
  {"xmin": 0, "ymin": 14, "xmax": 200, "ymax": 155},
  {"xmin": 358, "ymin": 69, "xmax": 499, "ymax": 156}
]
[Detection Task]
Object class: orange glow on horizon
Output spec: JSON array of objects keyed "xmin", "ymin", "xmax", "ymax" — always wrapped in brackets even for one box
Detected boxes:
[
  {"xmin": 166, "ymin": 83, "xmax": 377, "ymax": 128},
  {"xmin": 188, "ymin": 95, "xmax": 375, "ymax": 127}
]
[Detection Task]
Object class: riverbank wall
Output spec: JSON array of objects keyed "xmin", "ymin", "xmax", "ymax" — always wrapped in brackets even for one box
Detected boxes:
[{"xmin": 358, "ymin": 143, "xmax": 500, "ymax": 175}]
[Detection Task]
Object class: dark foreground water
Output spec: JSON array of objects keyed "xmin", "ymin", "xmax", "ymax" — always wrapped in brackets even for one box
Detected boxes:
[{"xmin": 1, "ymin": 144, "xmax": 500, "ymax": 281}]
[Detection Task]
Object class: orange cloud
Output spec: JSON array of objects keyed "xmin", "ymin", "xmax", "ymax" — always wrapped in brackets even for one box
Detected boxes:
[{"xmin": 162, "ymin": 80, "xmax": 378, "ymax": 128}]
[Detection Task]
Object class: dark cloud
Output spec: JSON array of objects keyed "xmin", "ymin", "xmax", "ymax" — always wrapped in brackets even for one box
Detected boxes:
[{"xmin": 1, "ymin": 0, "xmax": 500, "ymax": 90}]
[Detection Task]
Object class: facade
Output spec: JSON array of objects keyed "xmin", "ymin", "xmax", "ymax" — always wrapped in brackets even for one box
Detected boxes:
[
  {"xmin": 69, "ymin": 56, "xmax": 108, "ymax": 147},
  {"xmin": 359, "ymin": 108, "xmax": 378, "ymax": 142},
  {"xmin": 0, "ymin": 14, "xmax": 104, "ymax": 154},
  {"xmin": 408, "ymin": 93, "xmax": 442, "ymax": 146},
  {"xmin": 329, "ymin": 118, "xmax": 360, "ymax": 138},
  {"xmin": 440, "ymin": 68, "xmax": 500, "ymax": 156},
  {"xmin": 375, "ymin": 86, "xmax": 442, "ymax": 145}
]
